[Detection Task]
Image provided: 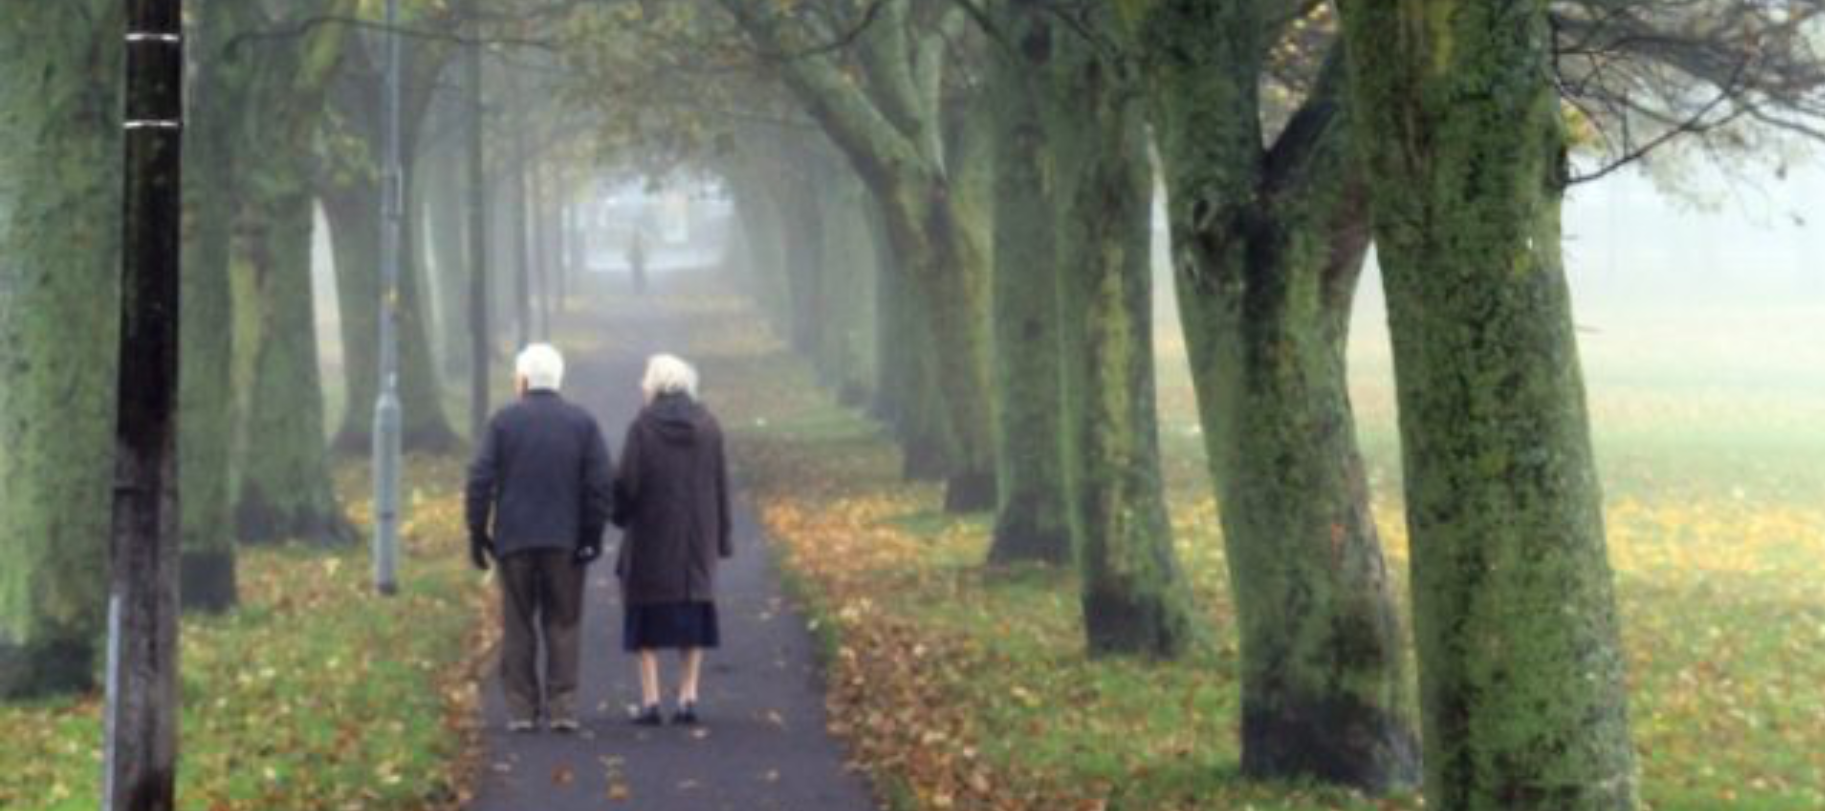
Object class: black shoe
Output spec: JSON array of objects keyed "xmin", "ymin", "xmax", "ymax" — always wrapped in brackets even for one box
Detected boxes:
[
  {"xmin": 672, "ymin": 702, "xmax": 699, "ymax": 726},
  {"xmin": 631, "ymin": 704, "xmax": 664, "ymax": 727}
]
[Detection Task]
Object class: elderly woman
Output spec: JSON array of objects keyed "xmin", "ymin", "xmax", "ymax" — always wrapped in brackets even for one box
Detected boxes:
[{"xmin": 612, "ymin": 353, "xmax": 732, "ymax": 726}]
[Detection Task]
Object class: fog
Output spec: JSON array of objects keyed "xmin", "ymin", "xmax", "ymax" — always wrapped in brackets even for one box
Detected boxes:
[{"xmin": 1347, "ymin": 159, "xmax": 1825, "ymax": 392}]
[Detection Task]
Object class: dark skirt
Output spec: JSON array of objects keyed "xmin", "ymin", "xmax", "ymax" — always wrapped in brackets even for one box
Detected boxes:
[{"xmin": 623, "ymin": 601, "xmax": 720, "ymax": 652}]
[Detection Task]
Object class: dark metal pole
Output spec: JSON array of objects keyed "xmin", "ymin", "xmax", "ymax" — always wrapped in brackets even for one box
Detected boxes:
[
  {"xmin": 465, "ymin": 20, "xmax": 490, "ymax": 441},
  {"xmin": 106, "ymin": 0, "xmax": 183, "ymax": 808},
  {"xmin": 529, "ymin": 157, "xmax": 549, "ymax": 339},
  {"xmin": 372, "ymin": 0, "xmax": 402, "ymax": 595},
  {"xmin": 510, "ymin": 81, "xmax": 532, "ymax": 349}
]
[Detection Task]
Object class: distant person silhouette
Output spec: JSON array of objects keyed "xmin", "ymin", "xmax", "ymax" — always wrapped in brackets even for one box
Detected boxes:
[{"xmin": 627, "ymin": 232, "xmax": 648, "ymax": 295}]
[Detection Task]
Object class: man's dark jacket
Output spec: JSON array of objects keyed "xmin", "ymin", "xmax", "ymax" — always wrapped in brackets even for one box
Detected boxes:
[
  {"xmin": 466, "ymin": 390, "xmax": 615, "ymax": 557},
  {"xmin": 612, "ymin": 393, "xmax": 732, "ymax": 605}
]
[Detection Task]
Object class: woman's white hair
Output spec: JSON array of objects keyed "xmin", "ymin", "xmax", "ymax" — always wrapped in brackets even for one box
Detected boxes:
[
  {"xmin": 515, "ymin": 343, "xmax": 566, "ymax": 391},
  {"xmin": 641, "ymin": 353, "xmax": 698, "ymax": 401}
]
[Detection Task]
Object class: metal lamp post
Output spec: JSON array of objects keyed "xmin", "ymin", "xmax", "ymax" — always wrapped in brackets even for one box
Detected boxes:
[
  {"xmin": 373, "ymin": 0, "xmax": 403, "ymax": 596},
  {"xmin": 107, "ymin": 1, "xmax": 184, "ymax": 807}
]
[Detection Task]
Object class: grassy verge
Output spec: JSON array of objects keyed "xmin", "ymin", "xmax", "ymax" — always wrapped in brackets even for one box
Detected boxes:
[
  {"xmin": 673, "ymin": 291, "xmax": 1825, "ymax": 811},
  {"xmin": 0, "ymin": 454, "xmax": 491, "ymax": 811}
]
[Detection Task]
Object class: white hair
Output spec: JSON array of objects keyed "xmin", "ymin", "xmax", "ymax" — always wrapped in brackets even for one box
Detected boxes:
[
  {"xmin": 641, "ymin": 353, "xmax": 698, "ymax": 401},
  {"xmin": 515, "ymin": 343, "xmax": 566, "ymax": 391}
]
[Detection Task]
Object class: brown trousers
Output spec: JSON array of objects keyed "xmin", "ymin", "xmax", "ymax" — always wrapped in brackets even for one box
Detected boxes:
[{"xmin": 498, "ymin": 550, "xmax": 585, "ymax": 721}]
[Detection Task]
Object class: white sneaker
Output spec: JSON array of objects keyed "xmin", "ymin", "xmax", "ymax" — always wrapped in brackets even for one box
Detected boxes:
[{"xmin": 506, "ymin": 718, "xmax": 537, "ymax": 734}]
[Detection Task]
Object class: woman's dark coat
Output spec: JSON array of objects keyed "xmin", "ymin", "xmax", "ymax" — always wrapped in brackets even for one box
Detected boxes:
[{"xmin": 611, "ymin": 394, "xmax": 733, "ymax": 605}]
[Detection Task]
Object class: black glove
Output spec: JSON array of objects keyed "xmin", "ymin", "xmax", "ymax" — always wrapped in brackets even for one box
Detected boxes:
[
  {"xmin": 470, "ymin": 531, "xmax": 496, "ymax": 571},
  {"xmin": 574, "ymin": 540, "xmax": 602, "ymax": 565}
]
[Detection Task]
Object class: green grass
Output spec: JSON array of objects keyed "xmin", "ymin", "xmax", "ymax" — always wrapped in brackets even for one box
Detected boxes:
[{"xmin": 0, "ymin": 455, "xmax": 488, "ymax": 811}]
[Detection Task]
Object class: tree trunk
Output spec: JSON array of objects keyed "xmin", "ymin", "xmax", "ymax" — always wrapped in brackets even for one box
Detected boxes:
[
  {"xmin": 177, "ymin": 0, "xmax": 258, "ymax": 612},
  {"xmin": 426, "ymin": 145, "xmax": 469, "ymax": 381},
  {"xmin": 318, "ymin": 34, "xmax": 459, "ymax": 454},
  {"xmin": 1342, "ymin": 0, "xmax": 1638, "ymax": 807},
  {"xmin": 0, "ymin": 2, "xmax": 121, "ymax": 698},
  {"xmin": 1048, "ymin": 26, "xmax": 1193, "ymax": 658},
  {"xmin": 464, "ymin": 27, "xmax": 490, "ymax": 442},
  {"xmin": 813, "ymin": 169, "xmax": 878, "ymax": 406},
  {"xmin": 866, "ymin": 236, "xmax": 958, "ymax": 483},
  {"xmin": 321, "ymin": 169, "xmax": 460, "ymax": 453},
  {"xmin": 226, "ymin": 0, "xmax": 355, "ymax": 546},
  {"xmin": 1125, "ymin": 1, "xmax": 1419, "ymax": 787},
  {"xmin": 985, "ymin": 0, "xmax": 1071, "ymax": 566},
  {"xmin": 871, "ymin": 174, "xmax": 996, "ymax": 511},
  {"xmin": 728, "ymin": 172, "xmax": 792, "ymax": 325},
  {"xmin": 234, "ymin": 188, "xmax": 355, "ymax": 546},
  {"xmin": 776, "ymin": 156, "xmax": 828, "ymax": 356}
]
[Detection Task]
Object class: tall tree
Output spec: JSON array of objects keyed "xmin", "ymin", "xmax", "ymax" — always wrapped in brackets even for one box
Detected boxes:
[
  {"xmin": 1340, "ymin": 0, "xmax": 1638, "ymax": 806},
  {"xmin": 0, "ymin": 0, "xmax": 123, "ymax": 699},
  {"xmin": 812, "ymin": 165, "xmax": 881, "ymax": 404},
  {"xmin": 983, "ymin": 0, "xmax": 1071, "ymax": 566},
  {"xmin": 231, "ymin": 0, "xmax": 358, "ymax": 545},
  {"xmin": 1116, "ymin": 1, "xmax": 1418, "ymax": 787},
  {"xmin": 719, "ymin": 0, "xmax": 999, "ymax": 511},
  {"xmin": 1047, "ymin": 9, "xmax": 1194, "ymax": 658},
  {"xmin": 319, "ymin": 29, "xmax": 461, "ymax": 454},
  {"xmin": 463, "ymin": 13, "xmax": 491, "ymax": 442},
  {"xmin": 177, "ymin": 0, "xmax": 260, "ymax": 612}
]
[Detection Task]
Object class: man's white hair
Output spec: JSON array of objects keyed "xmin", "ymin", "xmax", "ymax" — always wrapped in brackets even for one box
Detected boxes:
[
  {"xmin": 641, "ymin": 353, "xmax": 698, "ymax": 401},
  {"xmin": 515, "ymin": 343, "xmax": 566, "ymax": 391}
]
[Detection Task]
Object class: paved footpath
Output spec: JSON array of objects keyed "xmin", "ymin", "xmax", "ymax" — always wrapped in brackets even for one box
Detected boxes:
[{"xmin": 468, "ymin": 303, "xmax": 877, "ymax": 811}]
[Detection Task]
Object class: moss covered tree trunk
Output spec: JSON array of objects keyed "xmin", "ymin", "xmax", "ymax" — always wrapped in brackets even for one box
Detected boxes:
[
  {"xmin": 1119, "ymin": 1, "xmax": 1419, "ymax": 787},
  {"xmin": 320, "ymin": 38, "xmax": 458, "ymax": 453},
  {"xmin": 0, "ymin": 3, "xmax": 121, "ymax": 698},
  {"xmin": 320, "ymin": 169, "xmax": 458, "ymax": 453},
  {"xmin": 232, "ymin": 0, "xmax": 356, "ymax": 545},
  {"xmin": 1048, "ymin": 21, "xmax": 1193, "ymax": 658},
  {"xmin": 425, "ymin": 143, "xmax": 470, "ymax": 381},
  {"xmin": 234, "ymin": 187, "xmax": 354, "ymax": 546},
  {"xmin": 985, "ymin": 0, "xmax": 1071, "ymax": 566},
  {"xmin": 871, "ymin": 177, "xmax": 995, "ymax": 509},
  {"xmin": 813, "ymin": 169, "xmax": 879, "ymax": 406},
  {"xmin": 1341, "ymin": 0, "xmax": 1638, "ymax": 807},
  {"xmin": 178, "ymin": 0, "xmax": 261, "ymax": 612}
]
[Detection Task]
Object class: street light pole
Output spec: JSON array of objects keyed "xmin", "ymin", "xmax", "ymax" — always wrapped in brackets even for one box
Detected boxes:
[
  {"xmin": 372, "ymin": 0, "xmax": 403, "ymax": 596},
  {"xmin": 106, "ymin": 0, "xmax": 183, "ymax": 807}
]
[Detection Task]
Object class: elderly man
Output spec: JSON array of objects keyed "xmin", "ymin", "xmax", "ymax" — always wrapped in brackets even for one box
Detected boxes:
[{"xmin": 465, "ymin": 343, "xmax": 614, "ymax": 732}]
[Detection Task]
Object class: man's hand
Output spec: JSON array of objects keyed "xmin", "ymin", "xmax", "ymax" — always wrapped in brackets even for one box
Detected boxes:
[
  {"xmin": 574, "ymin": 540, "xmax": 602, "ymax": 566},
  {"xmin": 470, "ymin": 531, "xmax": 496, "ymax": 572}
]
